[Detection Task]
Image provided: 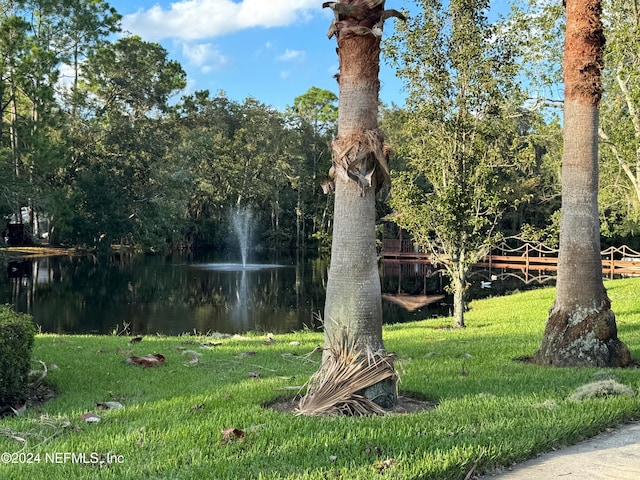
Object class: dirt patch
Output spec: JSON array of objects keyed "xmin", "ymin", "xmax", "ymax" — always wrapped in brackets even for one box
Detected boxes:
[{"xmin": 267, "ymin": 394, "xmax": 436, "ymax": 415}]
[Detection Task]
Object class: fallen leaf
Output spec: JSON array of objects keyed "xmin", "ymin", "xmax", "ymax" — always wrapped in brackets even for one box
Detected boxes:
[
  {"xmin": 289, "ymin": 341, "xmax": 301, "ymax": 346},
  {"xmin": 220, "ymin": 427, "xmax": 245, "ymax": 444},
  {"xmin": 183, "ymin": 351, "xmax": 200, "ymax": 366},
  {"xmin": 11, "ymin": 435, "xmax": 26, "ymax": 443},
  {"xmin": 10, "ymin": 403, "xmax": 26, "ymax": 416},
  {"xmin": 201, "ymin": 341, "xmax": 222, "ymax": 348},
  {"xmin": 95, "ymin": 401, "xmax": 124, "ymax": 410},
  {"xmin": 248, "ymin": 371, "xmax": 260, "ymax": 378},
  {"xmin": 96, "ymin": 348, "xmax": 106, "ymax": 354},
  {"xmin": 129, "ymin": 336, "xmax": 143, "ymax": 345},
  {"xmin": 124, "ymin": 353, "xmax": 165, "ymax": 367},
  {"xmin": 81, "ymin": 412, "xmax": 101, "ymax": 423},
  {"xmin": 373, "ymin": 458, "xmax": 397, "ymax": 471},
  {"xmin": 189, "ymin": 403, "xmax": 204, "ymax": 412},
  {"xmin": 237, "ymin": 351, "xmax": 257, "ymax": 358}
]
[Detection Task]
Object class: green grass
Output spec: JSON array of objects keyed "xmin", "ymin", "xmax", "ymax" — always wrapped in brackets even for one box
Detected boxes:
[{"xmin": 1, "ymin": 278, "xmax": 640, "ymax": 479}]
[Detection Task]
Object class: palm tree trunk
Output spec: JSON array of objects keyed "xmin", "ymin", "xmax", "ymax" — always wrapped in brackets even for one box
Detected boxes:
[
  {"xmin": 321, "ymin": 1, "xmax": 397, "ymax": 409},
  {"xmin": 534, "ymin": 0, "xmax": 630, "ymax": 367},
  {"xmin": 325, "ymin": 177, "xmax": 383, "ymax": 352}
]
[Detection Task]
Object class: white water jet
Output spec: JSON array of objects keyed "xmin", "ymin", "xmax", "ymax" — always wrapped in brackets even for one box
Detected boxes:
[{"xmin": 232, "ymin": 207, "xmax": 252, "ymax": 267}]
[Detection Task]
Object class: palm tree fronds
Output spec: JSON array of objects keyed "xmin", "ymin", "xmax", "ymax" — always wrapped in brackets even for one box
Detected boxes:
[{"xmin": 295, "ymin": 331, "xmax": 397, "ymax": 416}]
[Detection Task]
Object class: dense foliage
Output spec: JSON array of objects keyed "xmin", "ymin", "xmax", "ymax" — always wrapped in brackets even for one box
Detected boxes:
[
  {"xmin": 0, "ymin": 0, "xmax": 336, "ymax": 252},
  {"xmin": 0, "ymin": 0, "xmax": 638, "ymax": 253}
]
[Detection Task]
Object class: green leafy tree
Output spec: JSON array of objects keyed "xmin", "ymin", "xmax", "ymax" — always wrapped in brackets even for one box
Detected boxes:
[
  {"xmin": 82, "ymin": 35, "xmax": 185, "ymax": 119},
  {"xmin": 0, "ymin": 0, "xmax": 121, "ymax": 242},
  {"xmin": 533, "ymin": 0, "xmax": 630, "ymax": 367},
  {"xmin": 0, "ymin": 1, "xmax": 67, "ymax": 238},
  {"xmin": 386, "ymin": 0, "xmax": 524, "ymax": 328},
  {"xmin": 289, "ymin": 86, "xmax": 337, "ymax": 250},
  {"xmin": 598, "ymin": 0, "xmax": 640, "ymax": 241},
  {"xmin": 58, "ymin": 36, "xmax": 187, "ymax": 249},
  {"xmin": 172, "ymin": 92, "xmax": 302, "ymax": 251},
  {"xmin": 52, "ymin": 0, "xmax": 121, "ymax": 113}
]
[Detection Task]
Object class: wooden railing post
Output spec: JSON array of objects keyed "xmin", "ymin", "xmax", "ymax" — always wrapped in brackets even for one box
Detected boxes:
[{"xmin": 610, "ymin": 247, "xmax": 614, "ymax": 280}]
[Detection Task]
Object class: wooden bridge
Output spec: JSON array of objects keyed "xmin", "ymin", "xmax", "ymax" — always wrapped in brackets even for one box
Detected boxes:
[{"xmin": 381, "ymin": 240, "xmax": 640, "ymax": 279}]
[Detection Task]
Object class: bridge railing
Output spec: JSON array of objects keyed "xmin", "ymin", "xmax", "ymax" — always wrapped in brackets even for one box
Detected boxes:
[{"xmin": 381, "ymin": 241, "xmax": 640, "ymax": 278}]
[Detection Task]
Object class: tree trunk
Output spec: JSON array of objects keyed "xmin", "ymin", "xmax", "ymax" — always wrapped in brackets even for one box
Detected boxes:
[
  {"xmin": 322, "ymin": 1, "xmax": 397, "ymax": 408},
  {"xmin": 325, "ymin": 177, "xmax": 383, "ymax": 351},
  {"xmin": 534, "ymin": 0, "xmax": 630, "ymax": 367},
  {"xmin": 450, "ymin": 260, "xmax": 466, "ymax": 329}
]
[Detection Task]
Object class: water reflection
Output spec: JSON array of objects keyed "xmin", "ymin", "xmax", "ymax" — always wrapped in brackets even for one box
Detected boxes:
[
  {"xmin": 0, "ymin": 253, "xmax": 556, "ymax": 335},
  {"xmin": 0, "ymin": 253, "xmax": 333, "ymax": 335}
]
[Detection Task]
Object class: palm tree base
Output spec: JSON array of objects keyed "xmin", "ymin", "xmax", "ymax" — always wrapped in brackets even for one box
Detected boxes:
[
  {"xmin": 533, "ymin": 305, "xmax": 631, "ymax": 367},
  {"xmin": 296, "ymin": 333, "xmax": 397, "ymax": 416}
]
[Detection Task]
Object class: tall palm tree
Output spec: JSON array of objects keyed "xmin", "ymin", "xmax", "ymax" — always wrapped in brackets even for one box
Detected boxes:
[
  {"xmin": 299, "ymin": 1, "xmax": 404, "ymax": 413},
  {"xmin": 534, "ymin": 0, "xmax": 630, "ymax": 367}
]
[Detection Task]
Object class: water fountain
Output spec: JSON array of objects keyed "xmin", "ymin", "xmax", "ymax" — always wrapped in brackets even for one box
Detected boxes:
[
  {"xmin": 189, "ymin": 206, "xmax": 284, "ymax": 330},
  {"xmin": 195, "ymin": 206, "xmax": 284, "ymax": 271},
  {"xmin": 232, "ymin": 206, "xmax": 252, "ymax": 268}
]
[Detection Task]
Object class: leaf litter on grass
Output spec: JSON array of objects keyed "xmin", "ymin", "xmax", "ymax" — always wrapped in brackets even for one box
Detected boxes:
[{"xmin": 124, "ymin": 353, "xmax": 165, "ymax": 367}]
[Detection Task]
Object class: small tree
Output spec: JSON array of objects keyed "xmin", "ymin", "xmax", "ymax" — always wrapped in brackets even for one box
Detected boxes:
[{"xmin": 386, "ymin": 0, "xmax": 524, "ymax": 328}]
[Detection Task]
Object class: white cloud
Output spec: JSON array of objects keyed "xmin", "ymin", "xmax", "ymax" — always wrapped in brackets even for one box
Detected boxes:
[
  {"xmin": 123, "ymin": 0, "xmax": 319, "ymax": 41},
  {"xmin": 277, "ymin": 49, "xmax": 305, "ymax": 62},
  {"xmin": 181, "ymin": 41, "xmax": 229, "ymax": 71},
  {"xmin": 253, "ymin": 41, "xmax": 275, "ymax": 58}
]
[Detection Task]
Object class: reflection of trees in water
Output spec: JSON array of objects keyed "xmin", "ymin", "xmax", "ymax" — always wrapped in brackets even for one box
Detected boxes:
[
  {"xmin": 381, "ymin": 262, "xmax": 444, "ymax": 296},
  {"xmin": 0, "ymin": 253, "xmax": 329, "ymax": 335},
  {"xmin": 3, "ymin": 254, "xmax": 549, "ymax": 334}
]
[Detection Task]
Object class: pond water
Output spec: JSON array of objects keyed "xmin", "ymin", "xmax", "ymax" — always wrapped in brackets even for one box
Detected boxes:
[{"xmin": 3, "ymin": 251, "xmax": 483, "ymax": 335}]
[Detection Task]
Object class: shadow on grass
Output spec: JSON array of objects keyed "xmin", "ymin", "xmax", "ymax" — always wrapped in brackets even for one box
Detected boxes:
[{"xmin": 264, "ymin": 391, "xmax": 436, "ymax": 416}]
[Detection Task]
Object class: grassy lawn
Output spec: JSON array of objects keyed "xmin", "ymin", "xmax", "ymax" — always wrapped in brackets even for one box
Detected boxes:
[{"xmin": 1, "ymin": 278, "xmax": 639, "ymax": 479}]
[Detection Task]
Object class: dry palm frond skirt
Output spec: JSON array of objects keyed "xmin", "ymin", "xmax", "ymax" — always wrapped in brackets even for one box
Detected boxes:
[{"xmin": 296, "ymin": 333, "xmax": 397, "ymax": 416}]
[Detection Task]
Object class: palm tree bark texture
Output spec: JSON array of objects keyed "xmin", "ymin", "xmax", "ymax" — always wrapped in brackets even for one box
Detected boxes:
[
  {"xmin": 534, "ymin": 0, "xmax": 631, "ymax": 367},
  {"xmin": 321, "ymin": 1, "xmax": 403, "ymax": 408}
]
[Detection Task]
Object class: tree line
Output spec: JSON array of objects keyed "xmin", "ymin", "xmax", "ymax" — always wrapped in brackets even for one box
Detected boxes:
[
  {"xmin": 0, "ymin": 0, "xmax": 638, "ymax": 260},
  {"xmin": 0, "ymin": 0, "xmax": 338, "ymax": 253}
]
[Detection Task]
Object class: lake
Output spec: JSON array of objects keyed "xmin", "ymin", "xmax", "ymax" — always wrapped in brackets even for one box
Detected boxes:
[{"xmin": 2, "ymin": 251, "xmax": 481, "ymax": 335}]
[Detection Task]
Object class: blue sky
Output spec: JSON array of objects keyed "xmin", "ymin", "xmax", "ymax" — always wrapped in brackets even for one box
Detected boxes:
[{"xmin": 107, "ymin": 0, "xmax": 511, "ymax": 110}]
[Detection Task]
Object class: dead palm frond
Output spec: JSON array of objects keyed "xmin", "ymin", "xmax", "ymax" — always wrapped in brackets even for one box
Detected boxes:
[{"xmin": 295, "ymin": 332, "xmax": 397, "ymax": 416}]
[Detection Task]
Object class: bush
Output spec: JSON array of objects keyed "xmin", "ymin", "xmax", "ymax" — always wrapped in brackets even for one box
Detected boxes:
[{"xmin": 0, "ymin": 305, "xmax": 36, "ymax": 406}]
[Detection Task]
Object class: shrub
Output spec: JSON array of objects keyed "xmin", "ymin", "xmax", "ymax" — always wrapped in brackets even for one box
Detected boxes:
[{"xmin": 0, "ymin": 305, "xmax": 36, "ymax": 406}]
